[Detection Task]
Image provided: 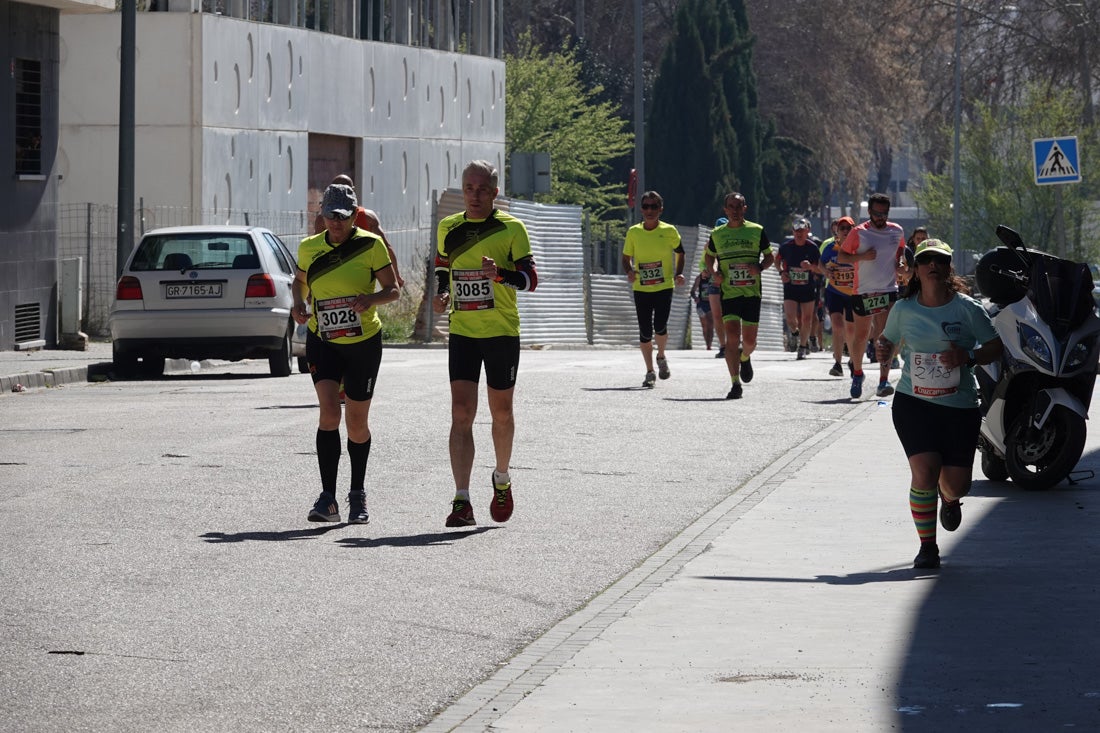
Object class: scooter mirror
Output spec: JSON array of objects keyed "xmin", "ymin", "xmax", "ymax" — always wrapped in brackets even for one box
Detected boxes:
[{"xmin": 996, "ymin": 225, "xmax": 1024, "ymax": 250}]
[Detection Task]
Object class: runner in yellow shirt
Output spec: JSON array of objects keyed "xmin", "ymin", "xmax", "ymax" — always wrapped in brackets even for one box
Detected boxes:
[
  {"xmin": 293, "ymin": 183, "xmax": 399, "ymax": 524},
  {"xmin": 433, "ymin": 160, "xmax": 538, "ymax": 528},
  {"xmin": 622, "ymin": 191, "xmax": 685, "ymax": 387},
  {"xmin": 704, "ymin": 192, "xmax": 775, "ymax": 399}
]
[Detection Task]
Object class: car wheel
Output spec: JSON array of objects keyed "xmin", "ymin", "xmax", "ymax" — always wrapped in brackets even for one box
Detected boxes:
[
  {"xmin": 112, "ymin": 343, "xmax": 137, "ymax": 378},
  {"xmin": 269, "ymin": 322, "xmax": 293, "ymax": 377},
  {"xmin": 138, "ymin": 356, "xmax": 166, "ymax": 377},
  {"xmin": 297, "ymin": 356, "xmax": 309, "ymax": 374}
]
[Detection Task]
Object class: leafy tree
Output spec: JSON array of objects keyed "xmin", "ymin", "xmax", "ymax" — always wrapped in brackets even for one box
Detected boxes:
[
  {"xmin": 915, "ymin": 86, "xmax": 1097, "ymax": 263},
  {"xmin": 505, "ymin": 0, "xmax": 1100, "ymax": 231},
  {"xmin": 504, "ymin": 31, "xmax": 634, "ymax": 219}
]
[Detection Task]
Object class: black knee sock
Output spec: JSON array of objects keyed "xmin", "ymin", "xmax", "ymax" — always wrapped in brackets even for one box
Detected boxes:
[
  {"xmin": 316, "ymin": 429, "xmax": 341, "ymax": 495},
  {"xmin": 347, "ymin": 437, "xmax": 372, "ymax": 493}
]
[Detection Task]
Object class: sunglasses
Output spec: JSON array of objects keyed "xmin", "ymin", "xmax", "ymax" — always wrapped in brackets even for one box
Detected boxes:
[
  {"xmin": 640, "ymin": 203, "xmax": 660, "ymax": 210},
  {"xmin": 868, "ymin": 209, "xmax": 889, "ymax": 218},
  {"xmin": 325, "ymin": 212, "xmax": 352, "ymax": 222},
  {"xmin": 918, "ymin": 254, "xmax": 951, "ymax": 266}
]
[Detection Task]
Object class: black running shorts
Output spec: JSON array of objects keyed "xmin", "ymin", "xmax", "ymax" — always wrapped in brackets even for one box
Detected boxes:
[
  {"xmin": 632, "ymin": 289, "xmax": 674, "ymax": 343},
  {"xmin": 448, "ymin": 333, "xmax": 521, "ymax": 390},
  {"xmin": 891, "ymin": 391, "xmax": 981, "ymax": 467},
  {"xmin": 306, "ymin": 330, "xmax": 383, "ymax": 401},
  {"xmin": 720, "ymin": 295, "xmax": 762, "ymax": 325}
]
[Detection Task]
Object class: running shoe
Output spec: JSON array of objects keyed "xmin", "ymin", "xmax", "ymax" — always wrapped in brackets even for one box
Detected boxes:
[
  {"xmin": 715, "ymin": 347, "xmax": 726, "ymax": 359},
  {"xmin": 656, "ymin": 355, "xmax": 671, "ymax": 380},
  {"xmin": 913, "ymin": 543, "xmax": 941, "ymax": 569},
  {"xmin": 890, "ymin": 356, "xmax": 901, "ymax": 369},
  {"xmin": 809, "ymin": 336, "xmax": 820, "ymax": 352},
  {"xmin": 347, "ymin": 490, "xmax": 369, "ymax": 525},
  {"xmin": 876, "ymin": 381, "xmax": 895, "ymax": 397},
  {"xmin": 940, "ymin": 496, "xmax": 962, "ymax": 532},
  {"xmin": 726, "ymin": 382, "xmax": 743, "ymax": 400},
  {"xmin": 739, "ymin": 352, "xmax": 753, "ymax": 383},
  {"xmin": 307, "ymin": 492, "xmax": 340, "ymax": 522},
  {"xmin": 643, "ymin": 371, "xmax": 657, "ymax": 388},
  {"xmin": 829, "ymin": 362, "xmax": 843, "ymax": 377},
  {"xmin": 445, "ymin": 498, "xmax": 476, "ymax": 527},
  {"xmin": 796, "ymin": 346, "xmax": 807, "ymax": 360},
  {"xmin": 490, "ymin": 475, "xmax": 514, "ymax": 523},
  {"xmin": 786, "ymin": 332, "xmax": 798, "ymax": 351},
  {"xmin": 850, "ymin": 373, "xmax": 865, "ymax": 399}
]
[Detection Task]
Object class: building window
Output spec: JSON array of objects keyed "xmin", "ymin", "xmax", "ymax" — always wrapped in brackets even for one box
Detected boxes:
[{"xmin": 14, "ymin": 59, "xmax": 43, "ymax": 176}]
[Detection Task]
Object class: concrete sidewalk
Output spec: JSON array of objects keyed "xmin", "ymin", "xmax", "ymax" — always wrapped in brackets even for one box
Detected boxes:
[
  {"xmin": 0, "ymin": 340, "xmax": 207, "ymax": 393},
  {"xmin": 424, "ymin": 397, "xmax": 1100, "ymax": 732},
  {"xmin": 0, "ymin": 341, "xmax": 118, "ymax": 393}
]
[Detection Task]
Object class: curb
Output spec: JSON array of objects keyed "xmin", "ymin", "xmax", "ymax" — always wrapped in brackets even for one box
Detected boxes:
[
  {"xmin": 1, "ymin": 367, "xmax": 89, "ymax": 393},
  {"xmin": 2, "ymin": 358, "xmax": 197, "ymax": 395}
]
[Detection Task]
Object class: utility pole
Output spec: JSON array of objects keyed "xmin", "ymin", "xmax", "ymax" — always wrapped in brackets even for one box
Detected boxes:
[
  {"xmin": 632, "ymin": 0, "xmax": 644, "ymax": 224},
  {"xmin": 116, "ymin": 0, "xmax": 135, "ymax": 276},
  {"xmin": 951, "ymin": 0, "xmax": 962, "ymax": 263}
]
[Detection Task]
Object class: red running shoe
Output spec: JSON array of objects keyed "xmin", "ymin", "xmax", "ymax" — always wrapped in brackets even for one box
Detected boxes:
[
  {"xmin": 445, "ymin": 499, "xmax": 475, "ymax": 527},
  {"xmin": 490, "ymin": 476, "xmax": 514, "ymax": 523}
]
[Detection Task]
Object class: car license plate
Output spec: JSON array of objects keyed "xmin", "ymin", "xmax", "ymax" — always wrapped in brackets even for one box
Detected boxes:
[{"xmin": 166, "ymin": 282, "xmax": 224, "ymax": 298}]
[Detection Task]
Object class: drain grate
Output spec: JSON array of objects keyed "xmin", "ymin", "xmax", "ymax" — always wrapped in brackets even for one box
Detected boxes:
[{"xmin": 14, "ymin": 302, "xmax": 41, "ymax": 343}]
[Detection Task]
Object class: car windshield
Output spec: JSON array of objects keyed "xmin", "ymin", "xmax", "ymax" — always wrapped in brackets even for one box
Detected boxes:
[{"xmin": 131, "ymin": 234, "xmax": 258, "ymax": 271}]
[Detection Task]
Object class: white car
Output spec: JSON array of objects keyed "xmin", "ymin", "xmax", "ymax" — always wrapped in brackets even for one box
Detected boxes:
[
  {"xmin": 292, "ymin": 318, "xmax": 309, "ymax": 373},
  {"xmin": 109, "ymin": 225, "xmax": 299, "ymax": 377}
]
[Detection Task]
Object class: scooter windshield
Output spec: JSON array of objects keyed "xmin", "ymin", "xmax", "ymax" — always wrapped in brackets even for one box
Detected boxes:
[{"xmin": 1027, "ymin": 257, "xmax": 1095, "ymax": 340}]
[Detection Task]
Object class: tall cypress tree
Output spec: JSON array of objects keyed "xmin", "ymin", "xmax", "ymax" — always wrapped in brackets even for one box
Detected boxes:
[
  {"xmin": 646, "ymin": 1, "xmax": 715, "ymax": 224},
  {"xmin": 646, "ymin": 0, "xmax": 765, "ymax": 226}
]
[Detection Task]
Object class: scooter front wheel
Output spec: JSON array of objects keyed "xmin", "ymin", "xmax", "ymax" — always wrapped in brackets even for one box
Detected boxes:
[{"xmin": 1004, "ymin": 406, "xmax": 1087, "ymax": 490}]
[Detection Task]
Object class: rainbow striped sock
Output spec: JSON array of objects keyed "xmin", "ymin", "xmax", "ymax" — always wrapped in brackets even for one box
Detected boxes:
[{"xmin": 910, "ymin": 487, "xmax": 937, "ymax": 543}]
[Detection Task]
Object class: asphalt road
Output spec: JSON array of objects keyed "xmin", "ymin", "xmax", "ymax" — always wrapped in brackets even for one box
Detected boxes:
[{"xmin": 1, "ymin": 346, "xmax": 869, "ymax": 732}]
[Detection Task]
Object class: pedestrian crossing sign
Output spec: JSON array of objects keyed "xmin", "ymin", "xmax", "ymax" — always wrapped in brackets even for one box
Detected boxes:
[{"xmin": 1033, "ymin": 136, "xmax": 1081, "ymax": 185}]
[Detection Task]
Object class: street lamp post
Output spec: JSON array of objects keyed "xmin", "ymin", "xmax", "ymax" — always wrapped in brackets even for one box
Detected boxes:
[
  {"xmin": 116, "ymin": 0, "xmax": 135, "ymax": 276},
  {"xmin": 952, "ymin": 0, "xmax": 962, "ymax": 268},
  {"xmin": 632, "ymin": 0, "xmax": 644, "ymax": 224}
]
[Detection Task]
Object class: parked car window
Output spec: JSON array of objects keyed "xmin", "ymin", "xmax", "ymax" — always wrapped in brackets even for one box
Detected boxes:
[
  {"xmin": 131, "ymin": 234, "xmax": 257, "ymax": 271},
  {"xmin": 263, "ymin": 232, "xmax": 295, "ymax": 274}
]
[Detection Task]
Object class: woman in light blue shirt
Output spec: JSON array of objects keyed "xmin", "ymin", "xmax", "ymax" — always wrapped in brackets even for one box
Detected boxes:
[{"xmin": 881, "ymin": 239, "xmax": 1003, "ymax": 569}]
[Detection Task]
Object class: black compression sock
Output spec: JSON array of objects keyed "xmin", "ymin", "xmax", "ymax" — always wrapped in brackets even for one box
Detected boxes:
[{"xmin": 316, "ymin": 428, "xmax": 341, "ymax": 495}]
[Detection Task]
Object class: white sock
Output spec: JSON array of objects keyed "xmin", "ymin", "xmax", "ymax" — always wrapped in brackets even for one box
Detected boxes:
[
  {"xmin": 455, "ymin": 488, "xmax": 470, "ymax": 501},
  {"xmin": 493, "ymin": 470, "xmax": 511, "ymax": 486}
]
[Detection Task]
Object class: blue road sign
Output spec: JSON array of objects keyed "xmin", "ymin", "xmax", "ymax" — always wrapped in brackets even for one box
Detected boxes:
[{"xmin": 1033, "ymin": 136, "xmax": 1081, "ymax": 185}]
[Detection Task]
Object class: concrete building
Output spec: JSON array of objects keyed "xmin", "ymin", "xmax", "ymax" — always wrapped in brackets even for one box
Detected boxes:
[
  {"xmin": 1, "ymin": 0, "xmax": 112, "ymax": 351},
  {"xmin": 1, "ymin": 0, "xmax": 506, "ymax": 349}
]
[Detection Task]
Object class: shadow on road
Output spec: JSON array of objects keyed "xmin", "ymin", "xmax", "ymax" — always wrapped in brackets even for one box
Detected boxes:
[
  {"xmin": 697, "ymin": 568, "xmax": 938, "ymax": 585},
  {"xmin": 336, "ymin": 527, "xmax": 495, "ymax": 548},
  {"xmin": 581, "ymin": 386, "xmax": 654, "ymax": 392},
  {"xmin": 895, "ymin": 445, "xmax": 1100, "ymax": 730},
  {"xmin": 200, "ymin": 525, "xmax": 346, "ymax": 542},
  {"xmin": 196, "ymin": 525, "xmax": 496, "ymax": 546}
]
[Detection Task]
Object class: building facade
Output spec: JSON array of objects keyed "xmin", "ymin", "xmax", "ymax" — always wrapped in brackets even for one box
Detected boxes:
[
  {"xmin": 0, "ymin": 0, "xmax": 111, "ymax": 350},
  {"xmin": 0, "ymin": 0, "xmax": 505, "ymax": 349}
]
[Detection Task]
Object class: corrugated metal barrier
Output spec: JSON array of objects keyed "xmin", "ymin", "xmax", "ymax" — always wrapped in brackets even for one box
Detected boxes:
[{"xmin": 429, "ymin": 189, "xmax": 787, "ymax": 350}]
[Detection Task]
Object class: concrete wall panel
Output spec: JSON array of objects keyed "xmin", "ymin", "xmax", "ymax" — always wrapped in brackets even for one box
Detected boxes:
[{"xmin": 58, "ymin": 11, "xmax": 505, "ymax": 247}]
